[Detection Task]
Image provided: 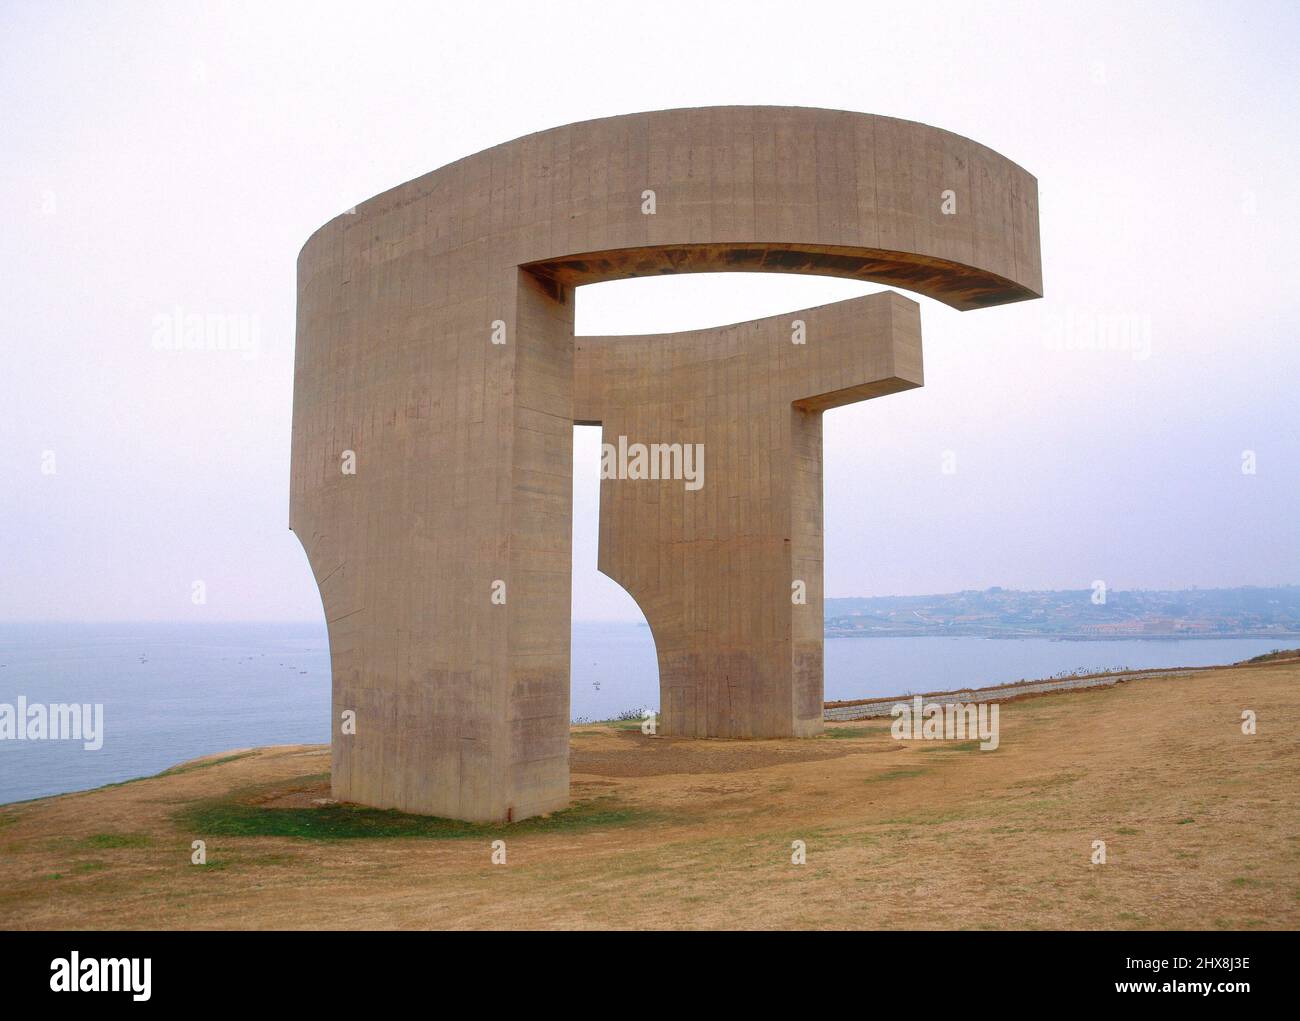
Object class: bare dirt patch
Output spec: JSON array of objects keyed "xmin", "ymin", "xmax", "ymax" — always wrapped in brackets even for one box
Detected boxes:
[{"xmin": 571, "ymin": 727, "xmax": 863, "ymax": 777}]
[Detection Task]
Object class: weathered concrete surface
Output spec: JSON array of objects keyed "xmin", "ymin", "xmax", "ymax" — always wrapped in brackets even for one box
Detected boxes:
[
  {"xmin": 291, "ymin": 106, "xmax": 1042, "ymax": 821},
  {"xmin": 577, "ymin": 291, "xmax": 922, "ymax": 738}
]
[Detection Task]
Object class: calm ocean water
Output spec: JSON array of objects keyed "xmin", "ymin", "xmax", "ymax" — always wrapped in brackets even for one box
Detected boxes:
[{"xmin": 0, "ymin": 622, "xmax": 1287, "ymax": 804}]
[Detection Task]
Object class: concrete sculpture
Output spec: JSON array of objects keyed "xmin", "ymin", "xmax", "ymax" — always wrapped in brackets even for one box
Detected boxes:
[{"xmin": 291, "ymin": 107, "xmax": 1042, "ymax": 821}]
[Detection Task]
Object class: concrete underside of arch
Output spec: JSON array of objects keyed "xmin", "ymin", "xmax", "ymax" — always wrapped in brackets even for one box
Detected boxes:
[{"xmin": 290, "ymin": 106, "xmax": 1041, "ymax": 821}]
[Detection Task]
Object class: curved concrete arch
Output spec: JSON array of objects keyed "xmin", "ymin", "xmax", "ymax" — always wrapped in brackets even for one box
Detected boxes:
[{"xmin": 291, "ymin": 106, "xmax": 1042, "ymax": 821}]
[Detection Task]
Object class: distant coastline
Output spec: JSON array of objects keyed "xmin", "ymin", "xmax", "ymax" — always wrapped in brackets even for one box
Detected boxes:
[{"xmin": 824, "ymin": 584, "xmax": 1300, "ymax": 641}]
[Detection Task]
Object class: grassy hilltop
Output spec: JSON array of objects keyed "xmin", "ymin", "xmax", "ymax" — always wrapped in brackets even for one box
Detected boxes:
[{"xmin": 1, "ymin": 657, "xmax": 1297, "ymax": 930}]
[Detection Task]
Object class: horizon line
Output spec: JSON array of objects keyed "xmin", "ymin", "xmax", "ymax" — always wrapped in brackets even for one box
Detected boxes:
[{"xmin": 3, "ymin": 581, "xmax": 1297, "ymax": 627}]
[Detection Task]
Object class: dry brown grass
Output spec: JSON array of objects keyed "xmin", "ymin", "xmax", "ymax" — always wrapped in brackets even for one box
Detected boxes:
[{"xmin": 1, "ymin": 660, "xmax": 1296, "ymax": 930}]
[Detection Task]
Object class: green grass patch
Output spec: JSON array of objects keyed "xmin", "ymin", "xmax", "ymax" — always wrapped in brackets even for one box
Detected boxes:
[
  {"xmin": 78, "ymin": 832, "xmax": 152, "ymax": 850},
  {"xmin": 176, "ymin": 781, "xmax": 653, "ymax": 842},
  {"xmin": 823, "ymin": 727, "xmax": 879, "ymax": 739},
  {"xmin": 865, "ymin": 767, "xmax": 926, "ymax": 783}
]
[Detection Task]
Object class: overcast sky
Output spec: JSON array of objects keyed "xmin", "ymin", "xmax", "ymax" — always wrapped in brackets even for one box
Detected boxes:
[{"xmin": 1, "ymin": 1, "xmax": 1296, "ymax": 623}]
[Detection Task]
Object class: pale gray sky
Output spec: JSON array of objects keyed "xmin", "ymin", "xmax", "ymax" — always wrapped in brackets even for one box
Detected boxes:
[{"xmin": 1, "ymin": 1, "xmax": 1296, "ymax": 622}]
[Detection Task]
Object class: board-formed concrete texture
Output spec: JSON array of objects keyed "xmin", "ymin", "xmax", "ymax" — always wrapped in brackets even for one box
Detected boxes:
[
  {"xmin": 291, "ymin": 106, "xmax": 1042, "ymax": 822},
  {"xmin": 576, "ymin": 291, "xmax": 923, "ymax": 740}
]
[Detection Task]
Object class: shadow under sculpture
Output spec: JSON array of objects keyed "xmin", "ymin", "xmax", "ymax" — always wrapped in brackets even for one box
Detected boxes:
[{"xmin": 290, "ymin": 106, "xmax": 1043, "ymax": 822}]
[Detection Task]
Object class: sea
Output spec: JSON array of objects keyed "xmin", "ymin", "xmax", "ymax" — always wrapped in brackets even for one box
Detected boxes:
[{"xmin": 0, "ymin": 621, "xmax": 1288, "ymax": 804}]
